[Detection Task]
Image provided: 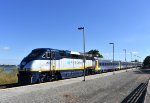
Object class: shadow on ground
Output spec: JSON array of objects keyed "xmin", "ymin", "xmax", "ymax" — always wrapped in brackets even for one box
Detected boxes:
[
  {"xmin": 121, "ymin": 81, "xmax": 149, "ymax": 103},
  {"xmin": 0, "ymin": 83, "xmax": 20, "ymax": 89},
  {"xmin": 133, "ymin": 68, "xmax": 150, "ymax": 75}
]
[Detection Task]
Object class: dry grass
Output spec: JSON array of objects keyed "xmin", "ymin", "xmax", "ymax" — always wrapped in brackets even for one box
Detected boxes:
[{"xmin": 0, "ymin": 68, "xmax": 18, "ymax": 84}]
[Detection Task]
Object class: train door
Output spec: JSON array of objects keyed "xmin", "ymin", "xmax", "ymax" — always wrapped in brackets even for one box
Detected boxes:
[
  {"xmin": 45, "ymin": 50, "xmax": 56, "ymax": 74},
  {"xmin": 119, "ymin": 61, "xmax": 121, "ymax": 70},
  {"xmin": 50, "ymin": 50, "xmax": 56, "ymax": 72},
  {"xmin": 95, "ymin": 60, "xmax": 100, "ymax": 72}
]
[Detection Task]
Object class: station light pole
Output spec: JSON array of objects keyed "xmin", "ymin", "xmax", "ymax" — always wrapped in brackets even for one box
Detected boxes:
[
  {"xmin": 78, "ymin": 27, "xmax": 86, "ymax": 81},
  {"xmin": 123, "ymin": 49, "xmax": 127, "ymax": 71},
  {"xmin": 139, "ymin": 57, "xmax": 141, "ymax": 62},
  {"xmin": 134, "ymin": 55, "xmax": 138, "ymax": 62},
  {"xmin": 130, "ymin": 52, "xmax": 132, "ymax": 62},
  {"xmin": 130, "ymin": 52, "xmax": 133, "ymax": 70},
  {"xmin": 135, "ymin": 55, "xmax": 142, "ymax": 68},
  {"xmin": 123, "ymin": 49, "xmax": 126, "ymax": 62},
  {"xmin": 137, "ymin": 56, "xmax": 141, "ymax": 62},
  {"xmin": 134, "ymin": 55, "xmax": 138, "ymax": 68},
  {"xmin": 134, "ymin": 55, "xmax": 136, "ymax": 61},
  {"xmin": 109, "ymin": 43, "xmax": 115, "ymax": 74},
  {"xmin": 138, "ymin": 56, "xmax": 142, "ymax": 67}
]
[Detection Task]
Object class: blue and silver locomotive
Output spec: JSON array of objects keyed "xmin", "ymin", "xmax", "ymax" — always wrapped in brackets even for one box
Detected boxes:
[{"xmin": 18, "ymin": 48, "xmax": 95, "ymax": 84}]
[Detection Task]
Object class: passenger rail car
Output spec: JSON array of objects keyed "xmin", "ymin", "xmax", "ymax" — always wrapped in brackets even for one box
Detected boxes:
[
  {"xmin": 18, "ymin": 48, "xmax": 95, "ymax": 84},
  {"xmin": 95, "ymin": 58, "xmax": 141, "ymax": 73}
]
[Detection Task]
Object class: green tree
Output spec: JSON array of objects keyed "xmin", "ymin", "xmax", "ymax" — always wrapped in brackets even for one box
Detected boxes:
[
  {"xmin": 87, "ymin": 49, "xmax": 103, "ymax": 58},
  {"xmin": 134, "ymin": 59, "xmax": 139, "ymax": 62},
  {"xmin": 143, "ymin": 56, "xmax": 150, "ymax": 67}
]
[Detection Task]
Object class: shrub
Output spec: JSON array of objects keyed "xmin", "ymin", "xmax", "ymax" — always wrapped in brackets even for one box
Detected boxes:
[{"xmin": 0, "ymin": 69, "xmax": 18, "ymax": 84}]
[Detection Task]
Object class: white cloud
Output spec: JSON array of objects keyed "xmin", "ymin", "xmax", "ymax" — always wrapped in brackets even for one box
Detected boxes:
[
  {"xmin": 1, "ymin": 46, "xmax": 11, "ymax": 51},
  {"xmin": 102, "ymin": 53, "xmax": 111, "ymax": 56},
  {"xmin": 103, "ymin": 52, "xmax": 138, "ymax": 58},
  {"xmin": 146, "ymin": 50, "xmax": 150, "ymax": 53},
  {"xmin": 132, "ymin": 51, "xmax": 139, "ymax": 54},
  {"xmin": 0, "ymin": 58, "xmax": 20, "ymax": 65},
  {"xmin": 119, "ymin": 53, "xmax": 124, "ymax": 55}
]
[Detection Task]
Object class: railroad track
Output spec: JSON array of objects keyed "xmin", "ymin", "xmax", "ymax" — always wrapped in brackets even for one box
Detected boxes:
[
  {"xmin": 0, "ymin": 83, "xmax": 20, "ymax": 89},
  {"xmin": 121, "ymin": 79, "xmax": 150, "ymax": 103}
]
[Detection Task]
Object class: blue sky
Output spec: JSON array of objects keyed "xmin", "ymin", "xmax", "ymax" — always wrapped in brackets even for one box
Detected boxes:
[{"xmin": 0, "ymin": 0, "xmax": 150, "ymax": 64}]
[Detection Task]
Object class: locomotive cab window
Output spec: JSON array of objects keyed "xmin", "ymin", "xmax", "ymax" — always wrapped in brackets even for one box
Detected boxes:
[
  {"xmin": 59, "ymin": 51, "xmax": 66, "ymax": 57},
  {"xmin": 42, "ymin": 54, "xmax": 46, "ymax": 58},
  {"xmin": 71, "ymin": 54, "xmax": 82, "ymax": 59},
  {"xmin": 46, "ymin": 52, "xmax": 51, "ymax": 58},
  {"xmin": 27, "ymin": 49, "xmax": 46, "ymax": 59},
  {"xmin": 42, "ymin": 52, "xmax": 51, "ymax": 58}
]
